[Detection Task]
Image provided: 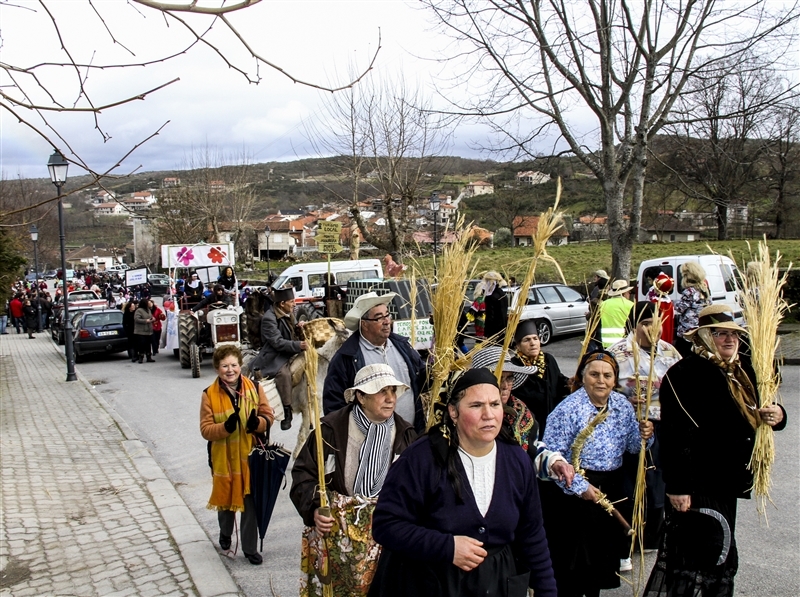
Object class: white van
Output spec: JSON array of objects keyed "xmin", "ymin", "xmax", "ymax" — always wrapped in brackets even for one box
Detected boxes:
[
  {"xmin": 636, "ymin": 254, "xmax": 743, "ymax": 321},
  {"xmin": 271, "ymin": 259, "xmax": 384, "ymax": 314}
]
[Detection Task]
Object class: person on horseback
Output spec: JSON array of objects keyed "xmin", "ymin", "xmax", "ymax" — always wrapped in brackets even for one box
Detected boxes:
[{"xmin": 250, "ymin": 286, "xmax": 308, "ymax": 430}]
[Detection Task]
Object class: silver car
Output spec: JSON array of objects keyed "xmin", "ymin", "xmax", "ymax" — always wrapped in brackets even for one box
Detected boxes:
[{"xmin": 509, "ymin": 283, "xmax": 588, "ymax": 345}]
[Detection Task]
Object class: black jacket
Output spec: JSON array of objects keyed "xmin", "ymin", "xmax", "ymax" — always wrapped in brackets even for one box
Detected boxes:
[
  {"xmin": 510, "ymin": 352, "xmax": 570, "ymax": 435},
  {"xmin": 484, "ymin": 286, "xmax": 509, "ymax": 342},
  {"xmin": 659, "ymin": 353, "xmax": 786, "ymax": 499},
  {"xmin": 290, "ymin": 402, "xmax": 416, "ymax": 527},
  {"xmin": 323, "ymin": 331, "xmax": 428, "ymax": 433}
]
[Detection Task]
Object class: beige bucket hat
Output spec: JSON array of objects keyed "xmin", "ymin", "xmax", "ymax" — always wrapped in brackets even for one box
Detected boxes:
[{"xmin": 344, "ymin": 363, "xmax": 409, "ymax": 403}]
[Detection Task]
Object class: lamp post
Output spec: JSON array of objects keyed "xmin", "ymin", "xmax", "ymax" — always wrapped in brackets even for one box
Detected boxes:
[
  {"xmin": 30, "ymin": 224, "xmax": 42, "ymax": 332},
  {"xmin": 48, "ymin": 150, "xmax": 77, "ymax": 382},
  {"xmin": 264, "ymin": 225, "xmax": 271, "ymax": 282},
  {"xmin": 429, "ymin": 193, "xmax": 441, "ymax": 281}
]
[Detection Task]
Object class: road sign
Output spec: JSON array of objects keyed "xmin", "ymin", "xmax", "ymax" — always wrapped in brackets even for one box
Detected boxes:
[
  {"xmin": 315, "ymin": 232, "xmax": 340, "ymax": 244},
  {"xmin": 319, "ymin": 221, "xmax": 342, "ymax": 234},
  {"xmin": 318, "ymin": 242, "xmax": 343, "ymax": 254}
]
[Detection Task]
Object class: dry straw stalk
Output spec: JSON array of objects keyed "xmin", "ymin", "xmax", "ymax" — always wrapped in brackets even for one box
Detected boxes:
[
  {"xmin": 425, "ymin": 215, "xmax": 479, "ymax": 428},
  {"xmin": 734, "ymin": 238, "xmax": 792, "ymax": 518},
  {"xmin": 494, "ymin": 179, "xmax": 566, "ymax": 381}
]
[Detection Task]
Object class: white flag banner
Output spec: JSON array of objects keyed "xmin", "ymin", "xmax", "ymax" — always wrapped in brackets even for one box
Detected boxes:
[{"xmin": 161, "ymin": 243, "xmax": 235, "ymax": 269}]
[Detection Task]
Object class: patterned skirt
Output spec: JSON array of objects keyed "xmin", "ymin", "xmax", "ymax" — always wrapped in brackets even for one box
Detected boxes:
[{"xmin": 300, "ymin": 492, "xmax": 380, "ymax": 597}]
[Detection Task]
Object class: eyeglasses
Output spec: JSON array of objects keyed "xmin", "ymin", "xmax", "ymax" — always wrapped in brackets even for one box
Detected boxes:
[
  {"xmin": 362, "ymin": 313, "xmax": 391, "ymax": 323},
  {"xmin": 711, "ymin": 330, "xmax": 740, "ymax": 339}
]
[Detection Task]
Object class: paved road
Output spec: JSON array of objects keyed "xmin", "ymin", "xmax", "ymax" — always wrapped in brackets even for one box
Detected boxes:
[{"xmin": 73, "ymin": 326, "xmax": 799, "ymax": 597}]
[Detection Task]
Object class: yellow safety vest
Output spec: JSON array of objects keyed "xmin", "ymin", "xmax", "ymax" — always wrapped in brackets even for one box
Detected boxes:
[{"xmin": 600, "ymin": 297, "xmax": 634, "ymax": 348}]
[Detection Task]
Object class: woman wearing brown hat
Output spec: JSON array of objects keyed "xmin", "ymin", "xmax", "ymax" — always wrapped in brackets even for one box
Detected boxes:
[
  {"xmin": 368, "ymin": 367, "xmax": 557, "ymax": 597},
  {"xmin": 643, "ymin": 304, "xmax": 786, "ymax": 597}
]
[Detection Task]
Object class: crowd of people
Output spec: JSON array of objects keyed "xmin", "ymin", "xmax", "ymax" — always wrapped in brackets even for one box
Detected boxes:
[{"xmin": 200, "ymin": 260, "xmax": 787, "ymax": 597}]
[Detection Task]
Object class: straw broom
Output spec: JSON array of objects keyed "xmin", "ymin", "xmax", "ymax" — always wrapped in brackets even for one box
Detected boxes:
[
  {"xmin": 494, "ymin": 179, "xmax": 566, "ymax": 382},
  {"xmin": 425, "ymin": 215, "xmax": 479, "ymax": 429},
  {"xmin": 303, "ymin": 337, "xmax": 333, "ymax": 597},
  {"xmin": 734, "ymin": 238, "xmax": 792, "ymax": 518},
  {"xmin": 629, "ymin": 309, "xmax": 663, "ymax": 594}
]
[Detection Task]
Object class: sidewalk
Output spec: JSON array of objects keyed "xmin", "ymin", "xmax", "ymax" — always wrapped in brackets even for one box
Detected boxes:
[
  {"xmin": 778, "ymin": 324, "xmax": 800, "ymax": 365},
  {"xmin": 0, "ymin": 333, "xmax": 241, "ymax": 597}
]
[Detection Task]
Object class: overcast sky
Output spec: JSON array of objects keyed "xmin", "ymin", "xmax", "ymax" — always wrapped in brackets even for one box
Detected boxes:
[{"xmin": 1, "ymin": 0, "xmax": 501, "ymax": 180}]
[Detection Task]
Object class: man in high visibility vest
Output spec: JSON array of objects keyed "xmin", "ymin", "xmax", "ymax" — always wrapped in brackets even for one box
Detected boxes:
[{"xmin": 600, "ymin": 279, "xmax": 634, "ymax": 348}]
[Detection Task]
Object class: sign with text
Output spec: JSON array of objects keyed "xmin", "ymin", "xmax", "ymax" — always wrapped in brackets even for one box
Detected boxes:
[
  {"xmin": 393, "ymin": 319, "xmax": 434, "ymax": 350},
  {"xmin": 318, "ymin": 242, "xmax": 343, "ymax": 254},
  {"xmin": 318, "ymin": 221, "xmax": 343, "ymax": 234},
  {"xmin": 125, "ymin": 268, "xmax": 148, "ymax": 287}
]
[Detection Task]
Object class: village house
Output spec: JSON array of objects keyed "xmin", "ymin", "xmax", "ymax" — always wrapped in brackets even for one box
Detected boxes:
[
  {"xmin": 516, "ymin": 171, "xmax": 551, "ymax": 186},
  {"xmin": 464, "ymin": 180, "xmax": 495, "ymax": 197},
  {"xmin": 93, "ymin": 202, "xmax": 125, "ymax": 216},
  {"xmin": 512, "ymin": 215, "xmax": 569, "ymax": 246}
]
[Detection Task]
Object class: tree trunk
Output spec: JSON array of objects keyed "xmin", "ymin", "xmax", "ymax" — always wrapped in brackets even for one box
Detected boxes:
[
  {"xmin": 716, "ymin": 204, "xmax": 729, "ymax": 240},
  {"xmin": 605, "ymin": 180, "xmax": 633, "ymax": 281}
]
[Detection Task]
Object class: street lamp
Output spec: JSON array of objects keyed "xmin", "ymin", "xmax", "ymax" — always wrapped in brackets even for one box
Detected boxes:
[
  {"xmin": 264, "ymin": 225, "xmax": 272, "ymax": 282},
  {"xmin": 48, "ymin": 150, "xmax": 77, "ymax": 382},
  {"xmin": 30, "ymin": 224, "xmax": 42, "ymax": 332},
  {"xmin": 429, "ymin": 193, "xmax": 441, "ymax": 281}
]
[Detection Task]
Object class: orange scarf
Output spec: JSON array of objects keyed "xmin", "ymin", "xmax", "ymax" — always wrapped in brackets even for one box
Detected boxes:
[{"xmin": 206, "ymin": 376, "xmax": 260, "ymax": 512}]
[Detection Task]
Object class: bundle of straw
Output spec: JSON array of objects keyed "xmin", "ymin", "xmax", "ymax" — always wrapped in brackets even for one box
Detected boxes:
[
  {"xmin": 629, "ymin": 310, "xmax": 663, "ymax": 593},
  {"xmin": 425, "ymin": 215, "xmax": 479, "ymax": 429},
  {"xmin": 494, "ymin": 179, "xmax": 566, "ymax": 382},
  {"xmin": 734, "ymin": 238, "xmax": 792, "ymax": 517},
  {"xmin": 303, "ymin": 337, "xmax": 333, "ymax": 597}
]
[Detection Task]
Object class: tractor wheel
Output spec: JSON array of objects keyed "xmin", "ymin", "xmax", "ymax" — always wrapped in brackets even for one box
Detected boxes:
[
  {"xmin": 179, "ymin": 312, "xmax": 198, "ymax": 369},
  {"xmin": 190, "ymin": 343, "xmax": 201, "ymax": 378}
]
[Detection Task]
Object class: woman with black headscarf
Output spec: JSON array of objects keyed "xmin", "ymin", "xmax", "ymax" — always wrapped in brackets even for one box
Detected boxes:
[
  {"xmin": 643, "ymin": 304, "xmax": 786, "ymax": 597},
  {"xmin": 368, "ymin": 368, "xmax": 557, "ymax": 597}
]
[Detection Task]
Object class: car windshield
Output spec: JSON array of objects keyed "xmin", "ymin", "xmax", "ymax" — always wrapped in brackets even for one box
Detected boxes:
[
  {"xmin": 69, "ymin": 292, "xmax": 98, "ymax": 300},
  {"xmin": 84, "ymin": 312, "xmax": 123, "ymax": 327}
]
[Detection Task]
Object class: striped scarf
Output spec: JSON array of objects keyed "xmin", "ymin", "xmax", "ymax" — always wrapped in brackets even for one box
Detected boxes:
[{"xmin": 352, "ymin": 403, "xmax": 395, "ymax": 498}]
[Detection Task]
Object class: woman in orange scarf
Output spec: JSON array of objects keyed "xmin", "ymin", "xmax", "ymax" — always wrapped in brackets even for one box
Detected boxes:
[{"xmin": 200, "ymin": 345, "xmax": 274, "ymax": 564}]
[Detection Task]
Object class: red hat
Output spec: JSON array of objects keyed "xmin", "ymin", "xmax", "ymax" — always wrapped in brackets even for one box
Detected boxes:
[{"xmin": 654, "ymin": 273, "xmax": 674, "ymax": 294}]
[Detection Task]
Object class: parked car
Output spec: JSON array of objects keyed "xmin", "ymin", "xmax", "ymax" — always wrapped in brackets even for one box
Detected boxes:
[
  {"xmin": 71, "ymin": 309, "xmax": 128, "ymax": 362},
  {"xmin": 67, "ymin": 290, "xmax": 107, "ymax": 309},
  {"xmin": 44, "ymin": 270, "xmax": 58, "ymax": 280},
  {"xmin": 24, "ymin": 272, "xmax": 45, "ymax": 283},
  {"xmin": 148, "ymin": 273, "xmax": 171, "ymax": 296},
  {"xmin": 51, "ymin": 306, "xmax": 96, "ymax": 345},
  {"xmin": 508, "ymin": 283, "xmax": 589, "ymax": 345}
]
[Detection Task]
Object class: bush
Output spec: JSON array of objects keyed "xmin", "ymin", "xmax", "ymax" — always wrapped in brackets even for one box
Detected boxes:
[{"xmin": 494, "ymin": 228, "xmax": 512, "ymax": 248}]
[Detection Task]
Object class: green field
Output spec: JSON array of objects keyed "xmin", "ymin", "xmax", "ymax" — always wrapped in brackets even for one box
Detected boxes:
[{"xmin": 409, "ymin": 239, "xmax": 800, "ymax": 290}]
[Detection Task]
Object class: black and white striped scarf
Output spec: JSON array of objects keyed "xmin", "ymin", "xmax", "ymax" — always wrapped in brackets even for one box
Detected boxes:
[{"xmin": 352, "ymin": 403, "xmax": 395, "ymax": 498}]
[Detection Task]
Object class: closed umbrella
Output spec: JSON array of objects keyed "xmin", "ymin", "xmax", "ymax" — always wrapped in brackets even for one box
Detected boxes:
[{"xmin": 248, "ymin": 433, "xmax": 291, "ymax": 551}]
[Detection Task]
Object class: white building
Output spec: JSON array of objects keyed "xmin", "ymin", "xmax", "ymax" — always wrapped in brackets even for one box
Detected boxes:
[
  {"xmin": 464, "ymin": 181, "xmax": 494, "ymax": 197},
  {"xmin": 517, "ymin": 171, "xmax": 551, "ymax": 185},
  {"xmin": 94, "ymin": 202, "xmax": 125, "ymax": 216}
]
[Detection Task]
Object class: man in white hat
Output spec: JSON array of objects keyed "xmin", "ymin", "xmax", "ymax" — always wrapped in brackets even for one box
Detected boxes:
[
  {"xmin": 599, "ymin": 279, "xmax": 634, "ymax": 348},
  {"xmin": 323, "ymin": 292, "xmax": 427, "ymax": 432}
]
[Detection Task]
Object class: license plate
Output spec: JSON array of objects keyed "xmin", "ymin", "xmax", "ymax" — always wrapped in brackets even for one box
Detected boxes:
[{"xmin": 97, "ymin": 331, "xmax": 117, "ymax": 336}]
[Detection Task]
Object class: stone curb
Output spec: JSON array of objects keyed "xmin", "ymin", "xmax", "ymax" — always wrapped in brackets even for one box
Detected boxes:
[{"xmin": 47, "ymin": 341, "xmax": 243, "ymax": 597}]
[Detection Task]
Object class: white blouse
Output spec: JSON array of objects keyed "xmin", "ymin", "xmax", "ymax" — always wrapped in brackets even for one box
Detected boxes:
[{"xmin": 458, "ymin": 442, "xmax": 497, "ymax": 517}]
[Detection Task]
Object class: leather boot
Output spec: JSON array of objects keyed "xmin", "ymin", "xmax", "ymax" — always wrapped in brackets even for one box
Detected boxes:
[
  {"xmin": 138, "ymin": 356, "xmax": 144, "ymax": 363},
  {"xmin": 281, "ymin": 406, "xmax": 293, "ymax": 430}
]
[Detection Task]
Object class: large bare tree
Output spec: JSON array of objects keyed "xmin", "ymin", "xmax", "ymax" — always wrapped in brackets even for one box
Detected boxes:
[
  {"xmin": 306, "ymin": 74, "xmax": 454, "ymax": 257},
  {"xmin": 766, "ymin": 100, "xmax": 800, "ymax": 239},
  {"xmin": 424, "ymin": 0, "xmax": 798, "ymax": 277}
]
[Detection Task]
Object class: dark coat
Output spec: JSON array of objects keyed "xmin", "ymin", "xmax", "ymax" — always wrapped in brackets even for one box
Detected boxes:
[
  {"xmin": 122, "ymin": 307, "xmax": 136, "ymax": 338},
  {"xmin": 370, "ymin": 436, "xmax": 557, "ymax": 597},
  {"xmin": 322, "ymin": 331, "xmax": 427, "ymax": 433},
  {"xmin": 290, "ymin": 402, "xmax": 416, "ymax": 527},
  {"xmin": 659, "ymin": 353, "xmax": 786, "ymax": 499},
  {"xmin": 510, "ymin": 352, "xmax": 570, "ymax": 436},
  {"xmin": 23, "ymin": 304, "xmax": 38, "ymax": 329},
  {"xmin": 250, "ymin": 306, "xmax": 301, "ymax": 378},
  {"xmin": 484, "ymin": 285, "xmax": 509, "ymax": 341}
]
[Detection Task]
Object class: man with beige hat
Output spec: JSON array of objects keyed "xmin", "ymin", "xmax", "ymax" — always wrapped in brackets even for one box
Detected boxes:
[
  {"xmin": 322, "ymin": 292, "xmax": 427, "ymax": 432},
  {"xmin": 599, "ymin": 279, "xmax": 634, "ymax": 348}
]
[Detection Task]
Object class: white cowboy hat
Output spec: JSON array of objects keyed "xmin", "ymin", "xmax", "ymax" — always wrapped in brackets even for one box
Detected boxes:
[
  {"xmin": 607, "ymin": 279, "xmax": 633, "ymax": 297},
  {"xmin": 344, "ymin": 363, "xmax": 409, "ymax": 403},
  {"xmin": 343, "ymin": 291, "xmax": 397, "ymax": 332}
]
